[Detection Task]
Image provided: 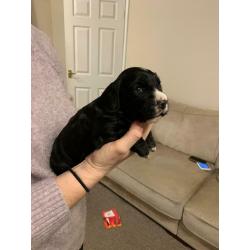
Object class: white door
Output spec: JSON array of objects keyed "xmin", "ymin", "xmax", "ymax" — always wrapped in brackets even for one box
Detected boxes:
[{"xmin": 63, "ymin": 0, "xmax": 128, "ymax": 109}]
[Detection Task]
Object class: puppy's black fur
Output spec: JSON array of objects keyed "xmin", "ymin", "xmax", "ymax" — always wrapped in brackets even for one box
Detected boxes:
[{"xmin": 50, "ymin": 67, "xmax": 167, "ymax": 175}]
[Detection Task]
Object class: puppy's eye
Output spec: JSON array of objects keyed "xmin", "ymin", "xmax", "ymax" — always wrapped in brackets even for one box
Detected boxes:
[{"xmin": 136, "ymin": 87, "xmax": 143, "ymax": 94}]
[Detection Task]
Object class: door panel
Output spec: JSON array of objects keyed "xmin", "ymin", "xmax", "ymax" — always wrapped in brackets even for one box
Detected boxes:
[
  {"xmin": 74, "ymin": 26, "xmax": 91, "ymax": 74},
  {"xmin": 100, "ymin": 0, "xmax": 117, "ymax": 19},
  {"xmin": 73, "ymin": 0, "xmax": 91, "ymax": 17},
  {"xmin": 75, "ymin": 87, "xmax": 91, "ymax": 108},
  {"xmin": 99, "ymin": 28, "xmax": 115, "ymax": 75}
]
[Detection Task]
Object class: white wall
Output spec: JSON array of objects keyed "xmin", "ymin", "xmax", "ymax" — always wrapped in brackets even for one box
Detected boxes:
[
  {"xmin": 126, "ymin": 0, "xmax": 218, "ymax": 110},
  {"xmin": 31, "ymin": 0, "xmax": 53, "ymax": 39},
  {"xmin": 50, "ymin": 0, "xmax": 66, "ymax": 65}
]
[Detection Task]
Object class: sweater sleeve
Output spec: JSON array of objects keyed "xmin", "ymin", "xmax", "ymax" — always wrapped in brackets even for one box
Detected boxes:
[
  {"xmin": 31, "ymin": 177, "xmax": 70, "ymax": 245},
  {"xmin": 31, "ymin": 175, "xmax": 70, "ymax": 246}
]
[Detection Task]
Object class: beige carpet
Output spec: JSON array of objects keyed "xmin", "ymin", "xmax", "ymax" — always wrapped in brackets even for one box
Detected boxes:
[{"xmin": 84, "ymin": 183, "xmax": 192, "ymax": 250}]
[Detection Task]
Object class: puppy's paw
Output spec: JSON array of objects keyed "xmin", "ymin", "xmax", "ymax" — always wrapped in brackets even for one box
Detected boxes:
[
  {"xmin": 146, "ymin": 131, "xmax": 156, "ymax": 153},
  {"xmin": 131, "ymin": 138, "xmax": 150, "ymax": 158},
  {"xmin": 135, "ymin": 145, "xmax": 150, "ymax": 158},
  {"xmin": 150, "ymin": 146, "xmax": 157, "ymax": 152}
]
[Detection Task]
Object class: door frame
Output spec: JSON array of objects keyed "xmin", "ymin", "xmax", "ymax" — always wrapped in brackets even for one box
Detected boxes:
[{"xmin": 122, "ymin": 0, "xmax": 129, "ymax": 69}]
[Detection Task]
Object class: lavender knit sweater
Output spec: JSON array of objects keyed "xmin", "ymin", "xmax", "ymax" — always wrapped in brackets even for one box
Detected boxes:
[{"xmin": 31, "ymin": 26, "xmax": 86, "ymax": 250}]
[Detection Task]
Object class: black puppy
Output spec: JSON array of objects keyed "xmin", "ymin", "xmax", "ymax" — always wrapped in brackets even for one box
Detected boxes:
[{"xmin": 50, "ymin": 67, "xmax": 168, "ymax": 175}]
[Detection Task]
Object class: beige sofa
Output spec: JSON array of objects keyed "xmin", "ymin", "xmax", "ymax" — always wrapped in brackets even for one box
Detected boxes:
[{"xmin": 101, "ymin": 100, "xmax": 219, "ymax": 250}]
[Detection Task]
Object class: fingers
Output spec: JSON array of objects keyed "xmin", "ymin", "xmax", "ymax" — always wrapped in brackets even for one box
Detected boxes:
[
  {"xmin": 114, "ymin": 122, "xmax": 144, "ymax": 152},
  {"xmin": 86, "ymin": 122, "xmax": 153, "ymax": 172},
  {"xmin": 130, "ymin": 122, "xmax": 153, "ymax": 139},
  {"xmin": 141, "ymin": 123, "xmax": 153, "ymax": 140},
  {"xmin": 114, "ymin": 122, "xmax": 153, "ymax": 154}
]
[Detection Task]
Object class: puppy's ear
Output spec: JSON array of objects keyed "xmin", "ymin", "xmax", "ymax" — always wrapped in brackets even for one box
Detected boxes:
[{"xmin": 100, "ymin": 80, "xmax": 120, "ymax": 111}]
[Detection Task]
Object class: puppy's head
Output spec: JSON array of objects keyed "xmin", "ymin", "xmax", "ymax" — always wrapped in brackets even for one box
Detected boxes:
[{"xmin": 117, "ymin": 67, "xmax": 168, "ymax": 123}]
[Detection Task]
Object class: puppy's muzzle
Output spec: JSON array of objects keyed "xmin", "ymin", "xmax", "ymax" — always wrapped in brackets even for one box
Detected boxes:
[
  {"xmin": 157, "ymin": 99, "xmax": 168, "ymax": 110},
  {"xmin": 154, "ymin": 89, "xmax": 168, "ymax": 116}
]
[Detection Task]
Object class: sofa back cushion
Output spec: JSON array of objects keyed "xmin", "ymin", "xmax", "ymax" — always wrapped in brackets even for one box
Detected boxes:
[{"xmin": 152, "ymin": 100, "xmax": 219, "ymax": 163}]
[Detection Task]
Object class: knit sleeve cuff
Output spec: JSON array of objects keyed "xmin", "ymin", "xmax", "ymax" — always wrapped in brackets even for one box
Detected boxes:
[{"xmin": 32, "ymin": 177, "xmax": 70, "ymax": 245}]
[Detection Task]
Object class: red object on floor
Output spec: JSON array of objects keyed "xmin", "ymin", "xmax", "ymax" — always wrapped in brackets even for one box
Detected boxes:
[{"xmin": 102, "ymin": 208, "xmax": 122, "ymax": 229}]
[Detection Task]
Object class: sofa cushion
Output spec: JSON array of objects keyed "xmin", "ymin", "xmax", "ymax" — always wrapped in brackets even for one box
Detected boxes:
[
  {"xmin": 107, "ymin": 143, "xmax": 211, "ymax": 220},
  {"xmin": 152, "ymin": 100, "xmax": 219, "ymax": 163},
  {"xmin": 182, "ymin": 172, "xmax": 219, "ymax": 248}
]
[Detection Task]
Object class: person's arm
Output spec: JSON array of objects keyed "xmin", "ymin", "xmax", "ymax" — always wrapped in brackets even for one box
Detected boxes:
[
  {"xmin": 32, "ymin": 175, "xmax": 70, "ymax": 248},
  {"xmin": 56, "ymin": 122, "xmax": 152, "ymax": 208},
  {"xmin": 32, "ymin": 122, "xmax": 152, "ymax": 247}
]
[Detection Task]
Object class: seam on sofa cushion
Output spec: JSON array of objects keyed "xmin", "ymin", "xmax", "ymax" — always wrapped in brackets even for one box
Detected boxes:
[
  {"xmin": 178, "ymin": 173, "xmax": 214, "ymax": 221},
  {"xmin": 182, "ymin": 212, "xmax": 218, "ymax": 247},
  {"xmin": 172, "ymin": 105, "xmax": 218, "ymax": 117},
  {"xmin": 181, "ymin": 172, "xmax": 216, "ymax": 212},
  {"xmin": 184, "ymin": 209, "xmax": 218, "ymax": 231},
  {"xmin": 183, "ymin": 112, "xmax": 218, "ymax": 117},
  {"xmin": 180, "ymin": 222, "xmax": 218, "ymax": 249},
  {"xmin": 214, "ymin": 142, "xmax": 219, "ymax": 165}
]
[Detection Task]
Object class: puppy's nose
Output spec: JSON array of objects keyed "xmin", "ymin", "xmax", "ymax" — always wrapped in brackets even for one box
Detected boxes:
[{"xmin": 157, "ymin": 100, "xmax": 168, "ymax": 109}]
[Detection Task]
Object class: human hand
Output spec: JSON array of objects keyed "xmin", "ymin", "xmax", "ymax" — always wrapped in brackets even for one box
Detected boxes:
[
  {"xmin": 84, "ymin": 122, "xmax": 153, "ymax": 175},
  {"xmin": 59, "ymin": 122, "xmax": 153, "ymax": 206}
]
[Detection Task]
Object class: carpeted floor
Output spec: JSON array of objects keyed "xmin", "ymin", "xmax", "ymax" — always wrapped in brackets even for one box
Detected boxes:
[{"xmin": 84, "ymin": 183, "xmax": 192, "ymax": 250}]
